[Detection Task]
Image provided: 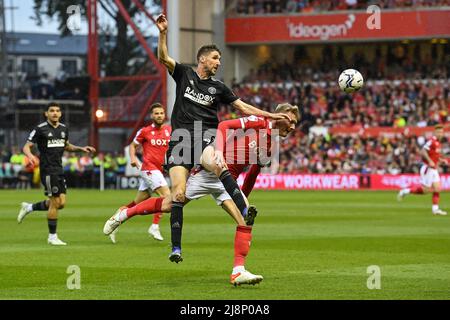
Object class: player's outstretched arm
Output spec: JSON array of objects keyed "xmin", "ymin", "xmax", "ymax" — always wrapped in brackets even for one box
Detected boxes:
[
  {"xmin": 231, "ymin": 99, "xmax": 289, "ymax": 120},
  {"xmin": 22, "ymin": 141, "xmax": 38, "ymax": 167},
  {"xmin": 156, "ymin": 14, "xmax": 175, "ymax": 74},
  {"xmin": 65, "ymin": 141, "xmax": 96, "ymax": 154}
]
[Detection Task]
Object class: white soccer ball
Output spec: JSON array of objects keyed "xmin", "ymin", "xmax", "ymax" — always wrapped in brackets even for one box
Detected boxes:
[{"xmin": 338, "ymin": 69, "xmax": 364, "ymax": 93}]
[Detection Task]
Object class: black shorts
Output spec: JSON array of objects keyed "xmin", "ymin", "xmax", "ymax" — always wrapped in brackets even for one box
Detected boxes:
[
  {"xmin": 40, "ymin": 174, "xmax": 67, "ymax": 197},
  {"xmin": 164, "ymin": 134, "xmax": 215, "ymax": 172}
]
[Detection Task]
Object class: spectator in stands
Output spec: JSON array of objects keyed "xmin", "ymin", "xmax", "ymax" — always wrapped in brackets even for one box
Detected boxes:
[
  {"xmin": 226, "ymin": 0, "xmax": 450, "ymax": 15},
  {"xmin": 79, "ymin": 153, "xmax": 93, "ymax": 188}
]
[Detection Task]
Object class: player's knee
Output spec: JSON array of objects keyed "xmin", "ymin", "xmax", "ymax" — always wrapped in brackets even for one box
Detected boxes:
[
  {"xmin": 161, "ymin": 197, "xmax": 172, "ymax": 212},
  {"xmin": 57, "ymin": 199, "xmax": 65, "ymax": 209}
]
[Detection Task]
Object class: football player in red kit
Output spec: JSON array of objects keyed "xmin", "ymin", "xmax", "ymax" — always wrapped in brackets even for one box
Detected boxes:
[
  {"xmin": 201, "ymin": 103, "xmax": 300, "ymax": 283},
  {"xmin": 398, "ymin": 124, "xmax": 447, "ymax": 215},
  {"xmin": 109, "ymin": 103, "xmax": 171, "ymax": 243}
]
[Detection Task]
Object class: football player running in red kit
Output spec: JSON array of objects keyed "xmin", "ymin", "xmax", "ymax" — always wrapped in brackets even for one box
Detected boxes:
[
  {"xmin": 398, "ymin": 124, "xmax": 448, "ymax": 215},
  {"xmin": 108, "ymin": 103, "xmax": 171, "ymax": 243}
]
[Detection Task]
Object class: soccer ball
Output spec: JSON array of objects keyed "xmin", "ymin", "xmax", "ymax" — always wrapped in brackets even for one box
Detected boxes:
[{"xmin": 338, "ymin": 69, "xmax": 364, "ymax": 93}]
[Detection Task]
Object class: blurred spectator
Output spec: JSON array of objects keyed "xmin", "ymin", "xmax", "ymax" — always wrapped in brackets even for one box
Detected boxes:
[
  {"xmin": 308, "ymin": 118, "xmax": 329, "ymax": 140},
  {"xmin": 226, "ymin": 0, "xmax": 450, "ymax": 15}
]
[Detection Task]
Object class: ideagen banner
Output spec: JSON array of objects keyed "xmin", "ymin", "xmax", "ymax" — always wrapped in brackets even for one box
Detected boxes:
[{"xmin": 226, "ymin": 10, "xmax": 450, "ymax": 44}]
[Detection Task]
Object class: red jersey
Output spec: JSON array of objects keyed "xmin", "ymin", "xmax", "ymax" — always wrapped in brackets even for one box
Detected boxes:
[
  {"xmin": 216, "ymin": 116, "xmax": 273, "ymax": 167},
  {"xmin": 134, "ymin": 123, "xmax": 171, "ymax": 172},
  {"xmin": 423, "ymin": 136, "xmax": 441, "ymax": 167}
]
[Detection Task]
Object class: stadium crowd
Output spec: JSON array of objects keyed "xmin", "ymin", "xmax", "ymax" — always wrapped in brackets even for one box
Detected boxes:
[
  {"xmin": 0, "ymin": 148, "xmax": 127, "ymax": 189},
  {"xmin": 278, "ymin": 130, "xmax": 449, "ymax": 174},
  {"xmin": 225, "ymin": 45, "xmax": 449, "ymax": 130},
  {"xmin": 227, "ymin": 0, "xmax": 450, "ymax": 15}
]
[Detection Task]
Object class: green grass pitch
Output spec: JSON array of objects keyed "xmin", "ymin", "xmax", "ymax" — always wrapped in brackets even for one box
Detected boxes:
[{"xmin": 0, "ymin": 189, "xmax": 449, "ymax": 300}]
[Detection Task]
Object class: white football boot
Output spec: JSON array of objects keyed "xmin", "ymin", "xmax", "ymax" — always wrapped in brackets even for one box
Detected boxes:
[
  {"xmin": 397, "ymin": 189, "xmax": 407, "ymax": 202},
  {"xmin": 109, "ymin": 228, "xmax": 118, "ymax": 244},
  {"xmin": 103, "ymin": 207, "xmax": 126, "ymax": 235},
  {"xmin": 48, "ymin": 234, "xmax": 67, "ymax": 246},
  {"xmin": 230, "ymin": 270, "xmax": 263, "ymax": 286},
  {"xmin": 432, "ymin": 209, "xmax": 447, "ymax": 216},
  {"xmin": 17, "ymin": 202, "xmax": 32, "ymax": 224},
  {"xmin": 148, "ymin": 224, "xmax": 163, "ymax": 241}
]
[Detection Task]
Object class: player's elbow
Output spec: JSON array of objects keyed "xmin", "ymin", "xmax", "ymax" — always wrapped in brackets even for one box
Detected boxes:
[{"xmin": 158, "ymin": 55, "xmax": 169, "ymax": 66}]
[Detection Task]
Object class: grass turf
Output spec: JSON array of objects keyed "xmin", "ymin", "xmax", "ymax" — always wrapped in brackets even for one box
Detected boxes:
[{"xmin": 0, "ymin": 189, "xmax": 449, "ymax": 300}]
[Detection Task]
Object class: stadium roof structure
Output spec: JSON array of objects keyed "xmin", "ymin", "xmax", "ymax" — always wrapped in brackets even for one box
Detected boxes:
[
  {"xmin": 5, "ymin": 32, "xmax": 87, "ymax": 56},
  {"xmin": 5, "ymin": 32, "xmax": 158, "ymax": 57}
]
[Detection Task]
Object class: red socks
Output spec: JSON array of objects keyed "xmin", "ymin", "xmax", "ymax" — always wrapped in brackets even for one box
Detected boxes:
[
  {"xmin": 125, "ymin": 201, "xmax": 136, "ymax": 208},
  {"xmin": 410, "ymin": 186, "xmax": 424, "ymax": 194},
  {"xmin": 126, "ymin": 197, "xmax": 163, "ymax": 218},
  {"xmin": 152, "ymin": 213, "xmax": 162, "ymax": 224},
  {"xmin": 234, "ymin": 226, "xmax": 252, "ymax": 268},
  {"xmin": 242, "ymin": 165, "xmax": 261, "ymax": 198},
  {"xmin": 432, "ymin": 192, "xmax": 439, "ymax": 205}
]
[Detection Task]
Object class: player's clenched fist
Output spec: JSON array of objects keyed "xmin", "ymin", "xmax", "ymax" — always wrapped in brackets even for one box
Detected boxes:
[{"xmin": 156, "ymin": 14, "xmax": 168, "ymax": 33}]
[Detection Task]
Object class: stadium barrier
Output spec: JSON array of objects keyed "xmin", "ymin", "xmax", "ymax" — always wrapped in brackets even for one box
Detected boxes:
[
  {"xmin": 236, "ymin": 173, "xmax": 450, "ymax": 191},
  {"xmin": 116, "ymin": 174, "xmax": 450, "ymax": 191}
]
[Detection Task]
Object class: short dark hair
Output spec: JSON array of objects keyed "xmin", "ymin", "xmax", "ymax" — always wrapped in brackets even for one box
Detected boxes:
[
  {"xmin": 150, "ymin": 103, "xmax": 164, "ymax": 113},
  {"xmin": 435, "ymin": 124, "xmax": 444, "ymax": 130},
  {"xmin": 196, "ymin": 44, "xmax": 221, "ymax": 63},
  {"xmin": 47, "ymin": 102, "xmax": 60, "ymax": 110}
]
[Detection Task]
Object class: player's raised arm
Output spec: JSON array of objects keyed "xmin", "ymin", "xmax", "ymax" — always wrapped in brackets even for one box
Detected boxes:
[
  {"xmin": 156, "ymin": 14, "xmax": 176, "ymax": 74},
  {"xmin": 231, "ymin": 99, "xmax": 289, "ymax": 120}
]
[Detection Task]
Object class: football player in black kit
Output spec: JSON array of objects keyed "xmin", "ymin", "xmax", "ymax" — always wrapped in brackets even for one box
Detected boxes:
[
  {"xmin": 18, "ymin": 103, "xmax": 96, "ymax": 245},
  {"xmin": 156, "ymin": 14, "xmax": 288, "ymax": 263}
]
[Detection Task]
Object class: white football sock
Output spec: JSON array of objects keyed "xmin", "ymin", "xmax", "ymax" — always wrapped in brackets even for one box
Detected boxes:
[
  {"xmin": 232, "ymin": 266, "xmax": 245, "ymax": 275},
  {"xmin": 116, "ymin": 209, "xmax": 128, "ymax": 222},
  {"xmin": 48, "ymin": 233, "xmax": 57, "ymax": 240},
  {"xmin": 432, "ymin": 205, "xmax": 439, "ymax": 212},
  {"xmin": 26, "ymin": 204, "xmax": 33, "ymax": 212}
]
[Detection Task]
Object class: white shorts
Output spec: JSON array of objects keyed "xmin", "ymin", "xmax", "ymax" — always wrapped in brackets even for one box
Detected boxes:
[
  {"xmin": 186, "ymin": 169, "xmax": 245, "ymax": 206},
  {"xmin": 138, "ymin": 170, "xmax": 168, "ymax": 192},
  {"xmin": 419, "ymin": 164, "xmax": 440, "ymax": 188}
]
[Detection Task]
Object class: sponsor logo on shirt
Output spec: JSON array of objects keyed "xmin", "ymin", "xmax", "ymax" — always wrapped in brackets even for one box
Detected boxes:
[
  {"xmin": 151, "ymin": 139, "xmax": 168, "ymax": 146},
  {"xmin": 184, "ymin": 86, "xmax": 215, "ymax": 106},
  {"xmin": 47, "ymin": 139, "xmax": 66, "ymax": 148}
]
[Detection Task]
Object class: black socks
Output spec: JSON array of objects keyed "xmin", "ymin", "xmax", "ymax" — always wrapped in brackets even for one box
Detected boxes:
[
  {"xmin": 170, "ymin": 202, "xmax": 184, "ymax": 249},
  {"xmin": 219, "ymin": 170, "xmax": 248, "ymax": 217}
]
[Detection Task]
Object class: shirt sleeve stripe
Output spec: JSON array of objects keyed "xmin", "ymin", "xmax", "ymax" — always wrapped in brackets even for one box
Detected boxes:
[{"xmin": 240, "ymin": 118, "xmax": 245, "ymax": 129}]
